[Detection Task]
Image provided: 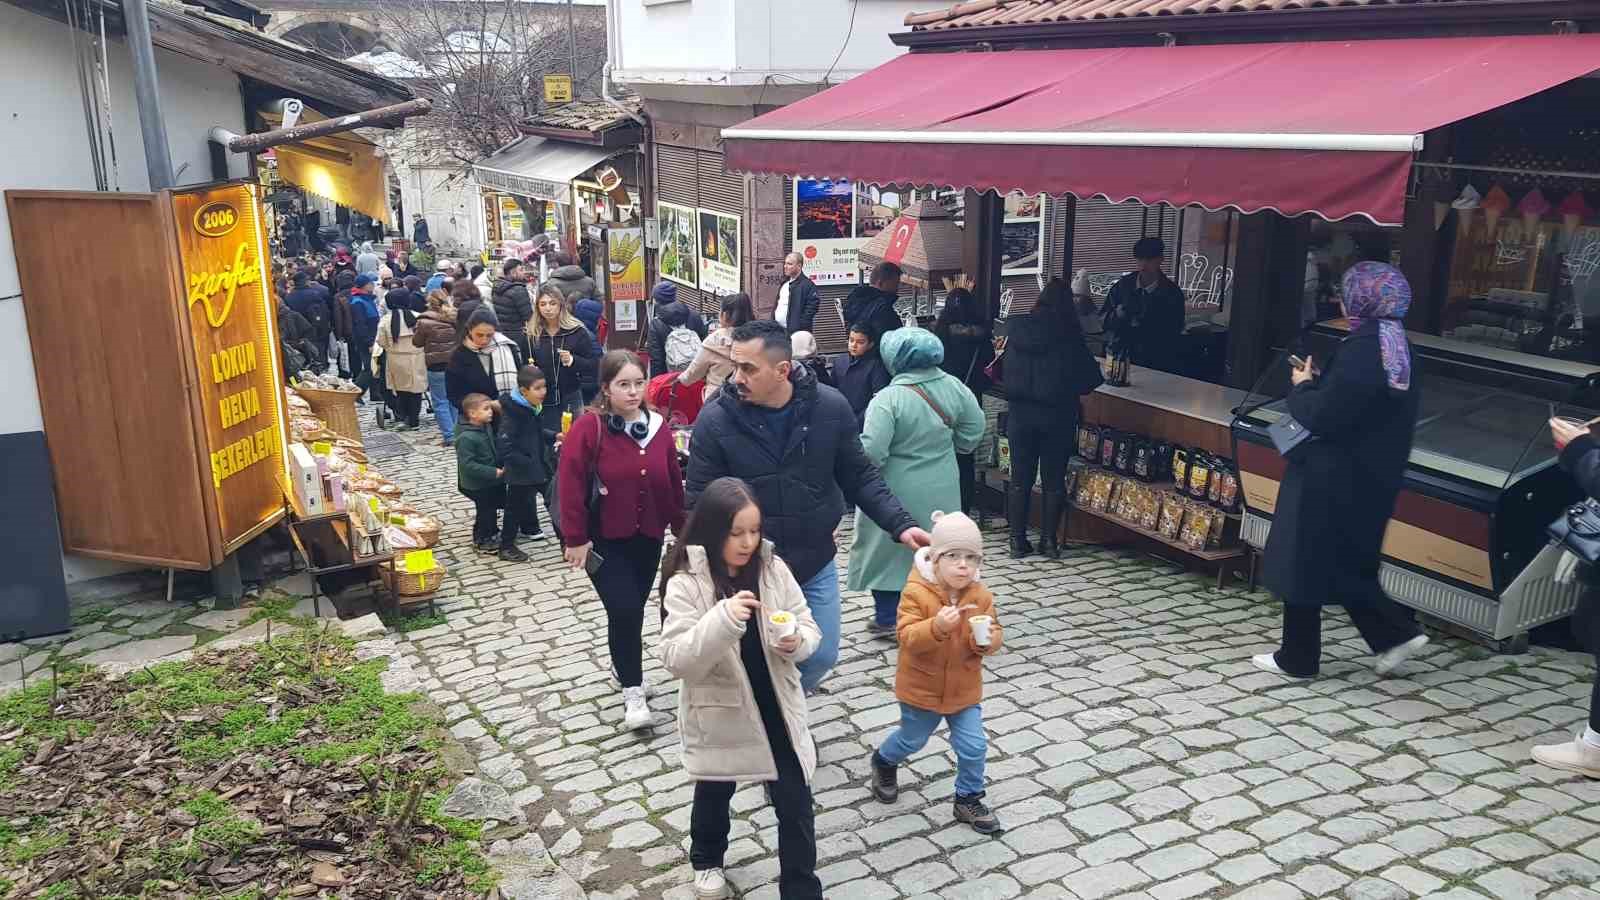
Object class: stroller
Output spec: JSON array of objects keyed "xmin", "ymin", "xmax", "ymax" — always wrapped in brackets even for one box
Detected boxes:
[{"xmin": 646, "ymin": 372, "xmax": 704, "ymax": 428}]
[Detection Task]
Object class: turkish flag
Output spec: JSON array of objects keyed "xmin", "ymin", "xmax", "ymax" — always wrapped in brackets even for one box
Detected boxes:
[{"xmin": 882, "ymin": 216, "xmax": 917, "ymax": 265}]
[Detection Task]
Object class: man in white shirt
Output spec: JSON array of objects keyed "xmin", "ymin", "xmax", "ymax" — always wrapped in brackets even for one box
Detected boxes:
[{"xmin": 774, "ymin": 252, "xmax": 820, "ymax": 335}]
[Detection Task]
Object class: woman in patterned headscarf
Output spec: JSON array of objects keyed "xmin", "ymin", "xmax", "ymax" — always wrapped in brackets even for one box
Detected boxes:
[{"xmin": 1254, "ymin": 262, "xmax": 1430, "ymax": 680}]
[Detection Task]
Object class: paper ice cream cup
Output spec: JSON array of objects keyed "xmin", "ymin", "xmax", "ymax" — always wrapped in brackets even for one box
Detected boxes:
[
  {"xmin": 768, "ymin": 610, "xmax": 796, "ymax": 643},
  {"xmin": 969, "ymin": 615, "xmax": 993, "ymax": 647}
]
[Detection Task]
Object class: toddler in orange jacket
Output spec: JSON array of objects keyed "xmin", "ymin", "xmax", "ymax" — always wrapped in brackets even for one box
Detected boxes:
[{"xmin": 867, "ymin": 511, "xmax": 1004, "ymax": 834}]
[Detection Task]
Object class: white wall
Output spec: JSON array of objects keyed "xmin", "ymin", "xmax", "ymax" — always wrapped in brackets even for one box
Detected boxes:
[
  {"xmin": 396, "ymin": 163, "xmax": 483, "ymax": 255},
  {"xmin": 0, "ymin": 2, "xmax": 249, "ymax": 581},
  {"xmin": 613, "ymin": 0, "xmax": 917, "ymax": 86}
]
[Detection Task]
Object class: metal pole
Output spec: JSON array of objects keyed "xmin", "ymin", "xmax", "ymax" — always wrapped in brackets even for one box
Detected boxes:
[
  {"xmin": 123, "ymin": 0, "xmax": 173, "ymax": 189},
  {"xmin": 566, "ymin": 0, "xmax": 578, "ymax": 88}
]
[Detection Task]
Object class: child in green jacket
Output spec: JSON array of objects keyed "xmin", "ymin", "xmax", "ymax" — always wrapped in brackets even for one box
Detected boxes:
[{"xmin": 455, "ymin": 393, "xmax": 505, "ymax": 553}]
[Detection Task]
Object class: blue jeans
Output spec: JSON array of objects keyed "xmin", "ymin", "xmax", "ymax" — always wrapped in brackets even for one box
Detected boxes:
[
  {"xmin": 878, "ymin": 703, "xmax": 987, "ymax": 797},
  {"xmin": 427, "ymin": 370, "xmax": 455, "ymax": 441},
  {"xmin": 872, "ymin": 590, "xmax": 900, "ymax": 628},
  {"xmin": 796, "ymin": 560, "xmax": 840, "ymax": 694}
]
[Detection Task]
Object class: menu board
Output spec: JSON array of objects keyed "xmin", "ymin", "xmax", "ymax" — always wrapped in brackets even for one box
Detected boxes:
[{"xmin": 171, "ymin": 183, "xmax": 288, "ymax": 552}]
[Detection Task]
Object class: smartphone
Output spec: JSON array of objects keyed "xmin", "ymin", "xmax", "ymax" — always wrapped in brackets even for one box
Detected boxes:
[
  {"xmin": 1287, "ymin": 355, "xmax": 1307, "ymax": 369},
  {"xmin": 584, "ymin": 547, "xmax": 605, "ymax": 576}
]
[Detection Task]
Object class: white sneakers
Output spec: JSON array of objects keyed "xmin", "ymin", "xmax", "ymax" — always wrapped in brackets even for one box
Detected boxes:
[
  {"xmin": 1375, "ymin": 635, "xmax": 1430, "ymax": 675},
  {"xmin": 693, "ymin": 867, "xmax": 730, "ymax": 898},
  {"xmin": 1251, "ymin": 634, "xmax": 1430, "ymax": 681},
  {"xmin": 1250, "ymin": 653, "xmax": 1311, "ymax": 679},
  {"xmin": 613, "ymin": 666, "xmax": 652, "ymax": 698},
  {"xmin": 622, "ymin": 686, "xmax": 652, "ymax": 731},
  {"xmin": 1533, "ymin": 733, "xmax": 1600, "ymax": 779}
]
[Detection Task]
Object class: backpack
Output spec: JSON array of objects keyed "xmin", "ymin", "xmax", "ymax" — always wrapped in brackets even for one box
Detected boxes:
[
  {"xmin": 301, "ymin": 297, "xmax": 331, "ymax": 338},
  {"xmin": 664, "ymin": 324, "xmax": 700, "ymax": 372}
]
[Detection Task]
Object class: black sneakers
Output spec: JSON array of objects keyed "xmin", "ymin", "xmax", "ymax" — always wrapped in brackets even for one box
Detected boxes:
[
  {"xmin": 498, "ymin": 546, "xmax": 530, "ymax": 563},
  {"xmin": 865, "ymin": 620, "xmax": 896, "ymax": 637},
  {"xmin": 869, "ymin": 751, "xmax": 899, "ymax": 803},
  {"xmin": 954, "ymin": 792, "xmax": 1003, "ymax": 834},
  {"xmin": 474, "ymin": 538, "xmax": 499, "ymax": 554}
]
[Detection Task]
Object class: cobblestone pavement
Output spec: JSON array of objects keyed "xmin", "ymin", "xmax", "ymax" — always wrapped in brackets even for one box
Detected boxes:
[{"xmin": 362, "ymin": 412, "xmax": 1600, "ymax": 900}]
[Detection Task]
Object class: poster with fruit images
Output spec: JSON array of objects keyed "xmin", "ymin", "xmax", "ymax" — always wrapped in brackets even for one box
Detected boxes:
[{"xmin": 657, "ymin": 201, "xmax": 698, "ymax": 288}]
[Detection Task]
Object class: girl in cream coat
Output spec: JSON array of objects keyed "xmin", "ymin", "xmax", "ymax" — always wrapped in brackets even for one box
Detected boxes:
[{"xmin": 659, "ymin": 476, "xmax": 823, "ymax": 900}]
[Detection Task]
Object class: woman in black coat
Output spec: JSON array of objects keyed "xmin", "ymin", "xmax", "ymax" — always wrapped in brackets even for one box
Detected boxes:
[
  {"xmin": 1535, "ymin": 418, "xmax": 1600, "ymax": 777},
  {"xmin": 935, "ymin": 287, "xmax": 994, "ymax": 517},
  {"xmin": 1001, "ymin": 278, "xmax": 1103, "ymax": 559},
  {"xmin": 527, "ymin": 283, "xmax": 598, "ymax": 431},
  {"xmin": 445, "ymin": 307, "xmax": 523, "ymax": 414},
  {"xmin": 1256, "ymin": 262, "xmax": 1429, "ymax": 679}
]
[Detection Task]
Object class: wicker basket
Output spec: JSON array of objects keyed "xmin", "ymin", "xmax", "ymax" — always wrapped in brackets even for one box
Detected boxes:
[
  {"xmin": 381, "ymin": 563, "xmax": 445, "ymax": 597},
  {"xmin": 398, "ymin": 514, "xmax": 441, "ymax": 548},
  {"xmin": 295, "ymin": 386, "xmax": 363, "ymax": 445}
]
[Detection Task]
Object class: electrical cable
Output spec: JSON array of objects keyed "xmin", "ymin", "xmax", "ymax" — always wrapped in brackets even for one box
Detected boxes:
[
  {"xmin": 98, "ymin": 5, "xmax": 122, "ymax": 190},
  {"xmin": 62, "ymin": 0, "xmax": 105, "ymax": 189},
  {"xmin": 820, "ymin": 0, "xmax": 859, "ymax": 88}
]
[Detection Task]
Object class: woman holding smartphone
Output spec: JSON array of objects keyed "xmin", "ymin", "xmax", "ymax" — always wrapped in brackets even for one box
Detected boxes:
[{"xmin": 559, "ymin": 350, "xmax": 685, "ymax": 731}]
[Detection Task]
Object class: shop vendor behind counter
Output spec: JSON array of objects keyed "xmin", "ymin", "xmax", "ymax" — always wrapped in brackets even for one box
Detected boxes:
[{"xmin": 1102, "ymin": 237, "xmax": 1186, "ymax": 375}]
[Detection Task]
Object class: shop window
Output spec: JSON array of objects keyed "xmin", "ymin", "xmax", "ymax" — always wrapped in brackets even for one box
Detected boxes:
[
  {"xmin": 1302, "ymin": 218, "xmax": 1401, "ymax": 328},
  {"xmin": 1435, "ymin": 190, "xmax": 1598, "ymax": 362}
]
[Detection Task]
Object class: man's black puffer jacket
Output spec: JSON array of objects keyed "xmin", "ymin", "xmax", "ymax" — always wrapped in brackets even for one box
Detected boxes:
[{"xmin": 686, "ymin": 363, "xmax": 916, "ymax": 583}]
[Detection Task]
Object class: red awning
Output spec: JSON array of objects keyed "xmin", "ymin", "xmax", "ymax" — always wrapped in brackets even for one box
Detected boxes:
[{"xmin": 723, "ymin": 35, "xmax": 1600, "ymax": 225}]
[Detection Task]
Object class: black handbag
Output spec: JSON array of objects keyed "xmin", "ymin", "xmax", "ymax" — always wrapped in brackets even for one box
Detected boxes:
[
  {"xmin": 1549, "ymin": 499, "xmax": 1600, "ymax": 565},
  {"xmin": 1267, "ymin": 415, "xmax": 1314, "ymax": 456}
]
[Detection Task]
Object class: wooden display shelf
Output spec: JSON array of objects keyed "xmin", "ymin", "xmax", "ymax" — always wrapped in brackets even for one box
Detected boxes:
[
  {"xmin": 978, "ymin": 464, "xmax": 1254, "ymax": 588},
  {"xmin": 278, "ymin": 476, "xmax": 397, "ymax": 616},
  {"xmin": 1068, "ymin": 497, "xmax": 1243, "ymax": 562}
]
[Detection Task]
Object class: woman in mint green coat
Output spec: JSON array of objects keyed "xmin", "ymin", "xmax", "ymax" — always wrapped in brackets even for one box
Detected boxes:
[{"xmin": 848, "ymin": 327, "xmax": 987, "ymax": 635}]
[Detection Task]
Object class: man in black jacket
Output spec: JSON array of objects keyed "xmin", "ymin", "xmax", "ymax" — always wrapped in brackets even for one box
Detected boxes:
[
  {"xmin": 285, "ymin": 270, "xmax": 334, "ymax": 347},
  {"xmin": 1102, "ymin": 237, "xmax": 1186, "ymax": 374},
  {"xmin": 686, "ymin": 319, "xmax": 929, "ymax": 693},
  {"xmin": 774, "ymin": 252, "xmax": 820, "ymax": 335},
  {"xmin": 842, "ymin": 261, "xmax": 905, "ymax": 342},
  {"xmin": 491, "ymin": 258, "xmax": 535, "ymax": 358}
]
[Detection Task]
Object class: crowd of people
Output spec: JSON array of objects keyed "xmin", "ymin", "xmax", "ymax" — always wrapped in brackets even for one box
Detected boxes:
[{"xmin": 273, "ymin": 237, "xmax": 1600, "ymax": 899}]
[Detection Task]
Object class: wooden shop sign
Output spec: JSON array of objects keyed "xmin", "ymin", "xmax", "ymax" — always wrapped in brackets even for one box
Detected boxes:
[{"xmin": 172, "ymin": 183, "xmax": 288, "ymax": 553}]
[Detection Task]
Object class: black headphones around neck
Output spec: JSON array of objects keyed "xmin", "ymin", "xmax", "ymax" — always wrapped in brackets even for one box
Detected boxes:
[{"xmin": 604, "ymin": 413, "xmax": 650, "ymax": 440}]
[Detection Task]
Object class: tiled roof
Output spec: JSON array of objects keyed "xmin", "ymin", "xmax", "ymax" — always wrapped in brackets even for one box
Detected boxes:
[
  {"xmin": 524, "ymin": 94, "xmax": 643, "ymax": 135},
  {"xmin": 905, "ymin": 0, "xmax": 1521, "ymax": 29}
]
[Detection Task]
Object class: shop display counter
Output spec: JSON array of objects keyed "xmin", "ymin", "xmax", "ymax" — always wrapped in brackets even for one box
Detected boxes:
[
  {"xmin": 1232, "ymin": 322, "xmax": 1600, "ymax": 647},
  {"xmin": 984, "ymin": 365, "xmax": 1252, "ymax": 582}
]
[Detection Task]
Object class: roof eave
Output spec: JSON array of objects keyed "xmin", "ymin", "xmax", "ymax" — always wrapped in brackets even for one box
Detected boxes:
[
  {"xmin": 891, "ymin": 0, "xmax": 1600, "ymax": 49},
  {"xmin": 517, "ymin": 122, "xmax": 644, "ymax": 148}
]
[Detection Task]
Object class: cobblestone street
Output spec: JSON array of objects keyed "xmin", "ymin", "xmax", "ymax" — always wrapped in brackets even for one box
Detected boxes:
[{"xmin": 353, "ymin": 416, "xmax": 1600, "ymax": 900}]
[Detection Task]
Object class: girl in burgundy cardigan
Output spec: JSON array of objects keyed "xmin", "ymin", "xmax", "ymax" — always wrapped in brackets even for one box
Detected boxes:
[{"xmin": 559, "ymin": 350, "xmax": 685, "ymax": 731}]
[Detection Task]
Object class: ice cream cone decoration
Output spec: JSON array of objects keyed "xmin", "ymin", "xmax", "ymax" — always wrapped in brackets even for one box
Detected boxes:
[
  {"xmin": 1559, "ymin": 190, "xmax": 1592, "ymax": 240},
  {"xmin": 1482, "ymin": 185, "xmax": 1512, "ymax": 234},
  {"xmin": 1452, "ymin": 185, "xmax": 1481, "ymax": 235},
  {"xmin": 1517, "ymin": 188, "xmax": 1550, "ymax": 235}
]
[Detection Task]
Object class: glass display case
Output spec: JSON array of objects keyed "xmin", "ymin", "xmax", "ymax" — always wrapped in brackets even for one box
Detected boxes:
[{"xmin": 1232, "ymin": 321, "xmax": 1600, "ymax": 648}]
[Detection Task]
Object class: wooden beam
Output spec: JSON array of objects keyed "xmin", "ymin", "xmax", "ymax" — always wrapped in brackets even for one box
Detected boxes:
[{"xmin": 226, "ymin": 99, "xmax": 432, "ymax": 153}]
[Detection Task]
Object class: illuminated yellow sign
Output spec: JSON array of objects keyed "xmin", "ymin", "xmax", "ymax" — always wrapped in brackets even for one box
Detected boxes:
[
  {"xmin": 193, "ymin": 199, "xmax": 240, "ymax": 237},
  {"xmin": 172, "ymin": 183, "xmax": 287, "ymax": 552},
  {"xmin": 188, "ymin": 243, "xmax": 260, "ymax": 328}
]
